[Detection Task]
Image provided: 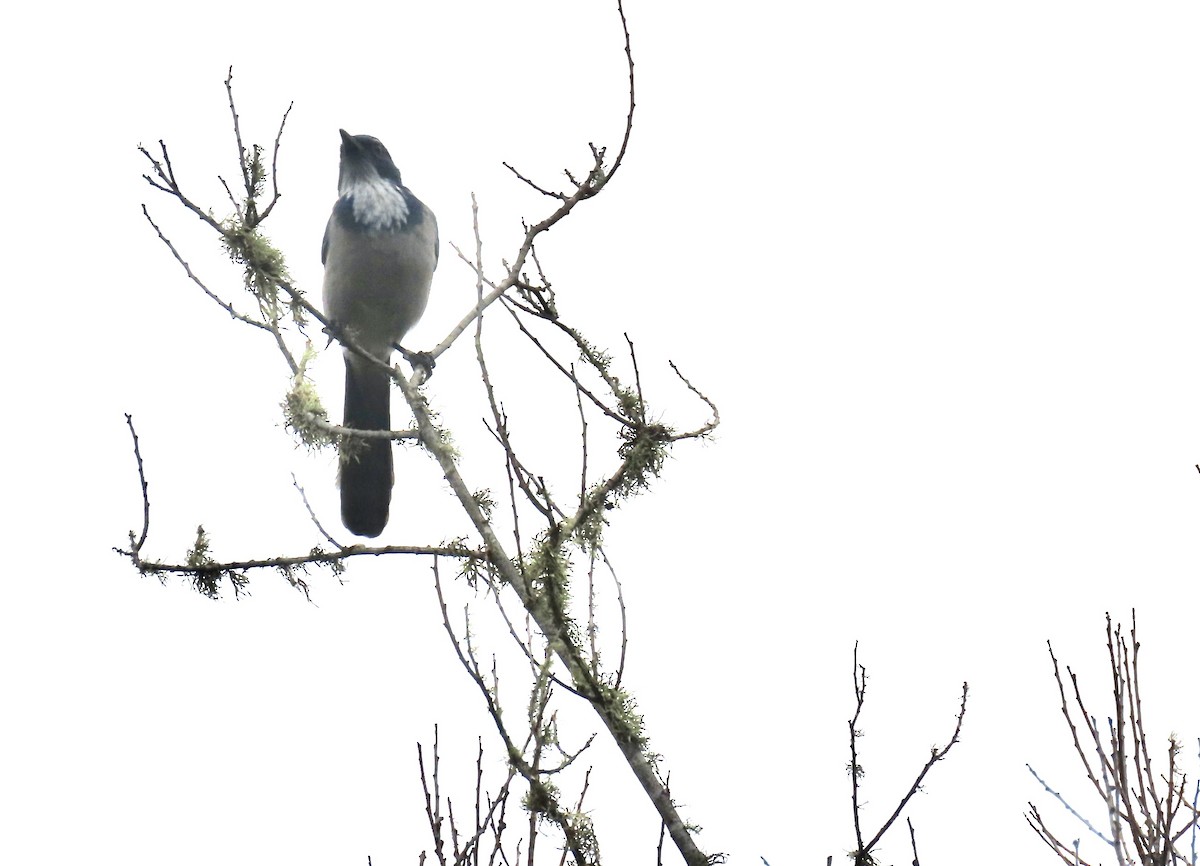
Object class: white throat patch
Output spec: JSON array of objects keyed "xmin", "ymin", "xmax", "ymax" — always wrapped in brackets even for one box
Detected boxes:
[{"xmin": 346, "ymin": 176, "xmax": 410, "ymax": 231}]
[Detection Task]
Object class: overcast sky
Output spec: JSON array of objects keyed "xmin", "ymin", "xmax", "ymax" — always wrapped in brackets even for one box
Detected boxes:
[{"xmin": 3, "ymin": 2, "xmax": 1200, "ymax": 865}]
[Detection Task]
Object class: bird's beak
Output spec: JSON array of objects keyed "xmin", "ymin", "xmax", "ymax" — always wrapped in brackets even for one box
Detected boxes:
[{"xmin": 339, "ymin": 130, "xmax": 362, "ymax": 161}]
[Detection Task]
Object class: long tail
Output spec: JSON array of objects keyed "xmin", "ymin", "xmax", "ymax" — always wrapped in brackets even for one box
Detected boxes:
[{"xmin": 339, "ymin": 357, "xmax": 393, "ymax": 537}]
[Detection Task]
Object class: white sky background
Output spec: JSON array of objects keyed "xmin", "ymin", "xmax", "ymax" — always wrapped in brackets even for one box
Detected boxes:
[{"xmin": 3, "ymin": 2, "xmax": 1200, "ymax": 864}]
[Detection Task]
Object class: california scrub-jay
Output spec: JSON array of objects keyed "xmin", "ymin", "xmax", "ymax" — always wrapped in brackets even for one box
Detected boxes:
[{"xmin": 322, "ymin": 129, "xmax": 438, "ymax": 537}]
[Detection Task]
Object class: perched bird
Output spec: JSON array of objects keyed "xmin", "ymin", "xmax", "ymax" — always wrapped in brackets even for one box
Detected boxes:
[{"xmin": 322, "ymin": 129, "xmax": 439, "ymax": 537}]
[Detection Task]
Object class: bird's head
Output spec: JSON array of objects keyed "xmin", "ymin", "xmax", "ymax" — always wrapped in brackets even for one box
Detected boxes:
[{"xmin": 337, "ymin": 129, "xmax": 402, "ymax": 195}]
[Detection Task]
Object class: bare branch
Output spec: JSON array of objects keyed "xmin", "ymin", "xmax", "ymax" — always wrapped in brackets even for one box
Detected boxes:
[
  {"xmin": 140, "ymin": 205, "xmax": 271, "ymax": 329},
  {"xmin": 1025, "ymin": 763, "xmax": 1112, "ymax": 845},
  {"xmin": 139, "ymin": 140, "xmax": 224, "ymax": 231},
  {"xmin": 1029, "ymin": 612, "xmax": 1200, "ymax": 865},
  {"xmin": 847, "ymin": 643, "xmax": 969, "ymax": 865},
  {"xmin": 863, "ymin": 681, "xmax": 968, "ymax": 852},
  {"xmin": 122, "ymin": 414, "xmax": 151, "ymax": 556}
]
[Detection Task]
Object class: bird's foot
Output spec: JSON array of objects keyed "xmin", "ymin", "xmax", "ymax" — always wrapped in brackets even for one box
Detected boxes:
[{"xmin": 400, "ymin": 347, "xmax": 436, "ymax": 380}]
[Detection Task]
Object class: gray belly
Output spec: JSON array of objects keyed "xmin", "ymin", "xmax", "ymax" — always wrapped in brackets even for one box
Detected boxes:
[{"xmin": 322, "ymin": 221, "xmax": 436, "ymax": 358}]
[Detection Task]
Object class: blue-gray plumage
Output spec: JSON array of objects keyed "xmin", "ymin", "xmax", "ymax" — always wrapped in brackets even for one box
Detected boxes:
[{"xmin": 322, "ymin": 129, "xmax": 438, "ymax": 537}]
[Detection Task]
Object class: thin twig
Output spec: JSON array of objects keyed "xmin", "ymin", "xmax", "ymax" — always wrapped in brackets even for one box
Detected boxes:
[
  {"xmin": 140, "ymin": 206, "xmax": 270, "ymax": 329},
  {"xmin": 123, "ymin": 414, "xmax": 150, "ymax": 555},
  {"xmin": 1025, "ymin": 764, "xmax": 1113, "ymax": 845},
  {"xmin": 863, "ymin": 681, "xmax": 969, "ymax": 852}
]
